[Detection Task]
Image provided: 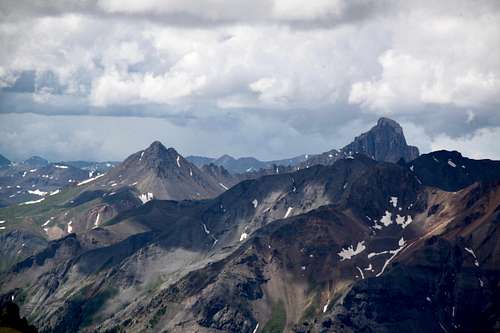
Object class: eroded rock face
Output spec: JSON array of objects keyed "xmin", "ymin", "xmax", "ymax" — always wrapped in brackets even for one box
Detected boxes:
[
  {"xmin": 2, "ymin": 150, "xmax": 500, "ymax": 333},
  {"xmin": 342, "ymin": 117, "xmax": 419, "ymax": 163}
]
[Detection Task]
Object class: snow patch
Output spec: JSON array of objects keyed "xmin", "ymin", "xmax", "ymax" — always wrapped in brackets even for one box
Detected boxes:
[
  {"xmin": 240, "ymin": 232, "xmax": 248, "ymax": 241},
  {"xmin": 252, "ymin": 199, "xmax": 258, "ymax": 208},
  {"xmin": 77, "ymin": 173, "xmax": 105, "ymax": 186},
  {"xmin": 464, "ymin": 247, "xmax": 479, "ymax": 266},
  {"xmin": 28, "ymin": 189, "xmax": 48, "ymax": 196},
  {"xmin": 373, "ymin": 210, "xmax": 392, "ymax": 229},
  {"xmin": 284, "ymin": 207, "xmax": 293, "ymax": 219},
  {"xmin": 356, "ymin": 266, "xmax": 365, "ymax": 279},
  {"xmin": 139, "ymin": 192, "xmax": 153, "ymax": 204},
  {"xmin": 390, "ymin": 196, "xmax": 398, "ymax": 208},
  {"xmin": 49, "ymin": 189, "xmax": 60, "ymax": 196},
  {"xmin": 67, "ymin": 221, "xmax": 73, "ymax": 233},
  {"xmin": 176, "ymin": 155, "xmax": 181, "ymax": 168},
  {"xmin": 42, "ymin": 217, "xmax": 54, "ymax": 227},
  {"xmin": 202, "ymin": 223, "xmax": 210, "ymax": 234},
  {"xmin": 219, "ymin": 183, "xmax": 229, "ymax": 190},
  {"xmin": 338, "ymin": 241, "xmax": 366, "ymax": 261},
  {"xmin": 94, "ymin": 213, "xmax": 101, "ymax": 228},
  {"xmin": 139, "ymin": 151, "xmax": 144, "ymax": 161},
  {"xmin": 396, "ymin": 214, "xmax": 412, "ymax": 229},
  {"xmin": 323, "ymin": 302, "xmax": 329, "ymax": 313},
  {"xmin": 448, "ymin": 160, "xmax": 457, "ymax": 168},
  {"xmin": 376, "ymin": 237, "xmax": 406, "ymax": 277},
  {"xmin": 19, "ymin": 198, "xmax": 45, "ymax": 205},
  {"xmin": 54, "ymin": 165, "xmax": 68, "ymax": 169},
  {"xmin": 252, "ymin": 323, "xmax": 259, "ymax": 333}
]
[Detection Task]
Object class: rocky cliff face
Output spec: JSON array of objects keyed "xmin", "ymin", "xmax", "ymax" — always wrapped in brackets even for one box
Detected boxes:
[{"xmin": 342, "ymin": 117, "xmax": 419, "ymax": 163}]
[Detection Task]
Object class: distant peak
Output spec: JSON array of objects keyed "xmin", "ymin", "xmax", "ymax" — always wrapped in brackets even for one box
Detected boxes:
[
  {"xmin": 147, "ymin": 141, "xmax": 168, "ymax": 151},
  {"xmin": 376, "ymin": 117, "xmax": 402, "ymax": 129},
  {"xmin": 136, "ymin": 141, "xmax": 182, "ymax": 164},
  {"xmin": 217, "ymin": 154, "xmax": 235, "ymax": 162}
]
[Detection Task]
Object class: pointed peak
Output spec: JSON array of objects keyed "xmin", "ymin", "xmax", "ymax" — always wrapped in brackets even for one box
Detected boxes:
[
  {"xmin": 376, "ymin": 117, "xmax": 402, "ymax": 129},
  {"xmin": 147, "ymin": 141, "xmax": 168, "ymax": 151}
]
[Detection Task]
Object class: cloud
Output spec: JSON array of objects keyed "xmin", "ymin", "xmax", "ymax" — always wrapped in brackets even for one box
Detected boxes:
[
  {"xmin": 0, "ymin": 0, "xmax": 499, "ymax": 160},
  {"xmin": 431, "ymin": 127, "xmax": 500, "ymax": 160}
]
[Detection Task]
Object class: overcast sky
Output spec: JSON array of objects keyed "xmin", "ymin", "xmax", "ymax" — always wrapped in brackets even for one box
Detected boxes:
[{"xmin": 1, "ymin": 0, "xmax": 499, "ymax": 162}]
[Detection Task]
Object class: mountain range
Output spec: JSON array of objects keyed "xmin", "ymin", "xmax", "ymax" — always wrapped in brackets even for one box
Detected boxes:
[
  {"xmin": 0, "ymin": 117, "xmax": 499, "ymax": 333},
  {"xmin": 186, "ymin": 117, "xmax": 419, "ymax": 173}
]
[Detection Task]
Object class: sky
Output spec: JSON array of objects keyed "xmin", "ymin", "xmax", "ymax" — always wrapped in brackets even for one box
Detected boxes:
[{"xmin": 0, "ymin": 0, "xmax": 499, "ymax": 162}]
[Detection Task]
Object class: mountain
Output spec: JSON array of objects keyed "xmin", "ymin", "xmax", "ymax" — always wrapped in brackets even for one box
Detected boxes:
[
  {"xmin": 188, "ymin": 118, "xmax": 418, "ymax": 174},
  {"xmin": 23, "ymin": 156, "xmax": 49, "ymax": 168},
  {"xmin": 63, "ymin": 160, "xmax": 117, "ymax": 173},
  {"xmin": 0, "ymin": 154, "xmax": 10, "ymax": 167},
  {"xmin": 299, "ymin": 117, "xmax": 419, "ymax": 169},
  {"xmin": 2, "ymin": 151, "xmax": 499, "ymax": 332},
  {"xmin": 408, "ymin": 150, "xmax": 500, "ymax": 191},
  {"xmin": 187, "ymin": 153, "xmax": 308, "ymax": 174},
  {"xmin": 0, "ymin": 162, "xmax": 88, "ymax": 207},
  {"xmin": 184, "ymin": 155, "xmax": 215, "ymax": 168},
  {"xmin": 86, "ymin": 141, "xmax": 232, "ymax": 201},
  {"xmin": 342, "ymin": 117, "xmax": 419, "ymax": 162}
]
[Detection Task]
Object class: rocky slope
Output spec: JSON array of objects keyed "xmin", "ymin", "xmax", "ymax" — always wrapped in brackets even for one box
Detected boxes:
[
  {"xmin": 408, "ymin": 150, "xmax": 500, "ymax": 191},
  {"xmin": 0, "ymin": 162, "xmax": 89, "ymax": 207},
  {"xmin": 1, "ymin": 150, "xmax": 499, "ymax": 332}
]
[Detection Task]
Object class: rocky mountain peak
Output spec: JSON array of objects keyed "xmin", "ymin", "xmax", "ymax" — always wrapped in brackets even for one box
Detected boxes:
[
  {"xmin": 342, "ymin": 117, "xmax": 419, "ymax": 163},
  {"xmin": 376, "ymin": 117, "xmax": 403, "ymax": 134},
  {"xmin": 136, "ymin": 141, "xmax": 181, "ymax": 167}
]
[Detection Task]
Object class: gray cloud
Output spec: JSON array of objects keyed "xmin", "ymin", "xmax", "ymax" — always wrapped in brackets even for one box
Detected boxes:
[{"xmin": 0, "ymin": 0, "xmax": 499, "ymax": 161}]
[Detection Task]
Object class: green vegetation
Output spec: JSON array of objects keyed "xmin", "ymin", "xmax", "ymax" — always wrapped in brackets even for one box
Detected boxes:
[
  {"xmin": 262, "ymin": 300, "xmax": 286, "ymax": 333},
  {"xmin": 300, "ymin": 291, "xmax": 320, "ymax": 322},
  {"xmin": 148, "ymin": 307, "xmax": 167, "ymax": 328},
  {"xmin": 0, "ymin": 186, "xmax": 108, "ymax": 237},
  {"xmin": 79, "ymin": 287, "xmax": 119, "ymax": 328}
]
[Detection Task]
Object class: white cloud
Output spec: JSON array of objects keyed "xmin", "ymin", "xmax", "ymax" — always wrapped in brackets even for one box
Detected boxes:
[
  {"xmin": 1, "ymin": 0, "xmax": 500, "ymax": 160},
  {"xmin": 348, "ymin": 10, "xmax": 500, "ymax": 114},
  {"xmin": 431, "ymin": 127, "xmax": 500, "ymax": 160}
]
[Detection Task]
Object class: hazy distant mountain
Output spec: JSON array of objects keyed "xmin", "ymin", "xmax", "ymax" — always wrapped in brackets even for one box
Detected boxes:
[
  {"xmin": 187, "ymin": 153, "xmax": 307, "ymax": 173},
  {"xmin": 0, "ymin": 154, "xmax": 10, "ymax": 167},
  {"xmin": 188, "ymin": 117, "xmax": 418, "ymax": 174},
  {"xmin": 186, "ymin": 155, "xmax": 216, "ymax": 167},
  {"xmin": 63, "ymin": 160, "xmax": 117, "ymax": 173},
  {"xmin": 22, "ymin": 156, "xmax": 49, "ymax": 168}
]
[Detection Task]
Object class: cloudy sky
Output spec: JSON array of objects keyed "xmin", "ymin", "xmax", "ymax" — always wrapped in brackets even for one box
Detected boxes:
[{"xmin": 1, "ymin": 0, "xmax": 499, "ymax": 162}]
